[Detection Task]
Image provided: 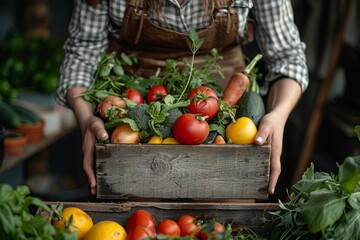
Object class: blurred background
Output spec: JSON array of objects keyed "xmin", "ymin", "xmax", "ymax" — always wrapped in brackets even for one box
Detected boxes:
[{"xmin": 0, "ymin": 0, "xmax": 359, "ymax": 202}]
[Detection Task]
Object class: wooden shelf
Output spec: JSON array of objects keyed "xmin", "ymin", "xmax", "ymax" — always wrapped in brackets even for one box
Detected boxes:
[{"xmin": 0, "ymin": 121, "xmax": 78, "ymax": 174}]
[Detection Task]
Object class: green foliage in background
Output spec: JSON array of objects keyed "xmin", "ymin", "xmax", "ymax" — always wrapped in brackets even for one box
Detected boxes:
[{"xmin": 0, "ymin": 30, "xmax": 64, "ymax": 101}]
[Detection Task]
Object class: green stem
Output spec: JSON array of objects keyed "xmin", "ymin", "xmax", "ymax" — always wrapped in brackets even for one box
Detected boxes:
[
  {"xmin": 176, "ymin": 51, "xmax": 196, "ymax": 103},
  {"xmin": 162, "ymin": 100, "xmax": 190, "ymax": 113},
  {"xmin": 244, "ymin": 54, "xmax": 262, "ymax": 75},
  {"xmin": 149, "ymin": 119, "xmax": 163, "ymax": 137}
]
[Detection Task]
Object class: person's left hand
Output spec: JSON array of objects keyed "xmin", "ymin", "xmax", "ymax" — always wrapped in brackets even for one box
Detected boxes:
[{"xmin": 253, "ymin": 110, "xmax": 286, "ymax": 195}]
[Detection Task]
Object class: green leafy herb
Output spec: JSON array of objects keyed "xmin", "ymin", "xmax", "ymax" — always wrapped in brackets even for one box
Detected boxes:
[
  {"xmin": 263, "ymin": 126, "xmax": 360, "ymax": 239},
  {"xmin": 76, "ymin": 51, "xmax": 150, "ymax": 108},
  {"xmin": 0, "ymin": 184, "xmax": 77, "ymax": 240},
  {"xmin": 355, "ymin": 125, "xmax": 360, "ymax": 141}
]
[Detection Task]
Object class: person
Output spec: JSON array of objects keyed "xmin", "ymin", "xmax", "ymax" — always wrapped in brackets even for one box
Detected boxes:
[{"xmin": 55, "ymin": 0, "xmax": 308, "ymax": 196}]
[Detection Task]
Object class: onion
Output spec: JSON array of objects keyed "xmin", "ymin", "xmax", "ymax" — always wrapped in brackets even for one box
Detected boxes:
[
  {"xmin": 103, "ymin": 96, "xmax": 127, "ymax": 108},
  {"xmin": 110, "ymin": 123, "xmax": 140, "ymax": 143}
]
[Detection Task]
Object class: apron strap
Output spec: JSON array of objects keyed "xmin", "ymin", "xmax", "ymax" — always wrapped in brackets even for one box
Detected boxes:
[
  {"xmin": 213, "ymin": 0, "xmax": 234, "ymax": 34},
  {"xmin": 214, "ymin": 0, "xmax": 233, "ymax": 9},
  {"xmin": 127, "ymin": 0, "xmax": 144, "ymax": 8}
]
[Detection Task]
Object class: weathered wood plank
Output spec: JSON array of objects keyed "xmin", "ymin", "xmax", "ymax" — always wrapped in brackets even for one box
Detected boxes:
[{"xmin": 96, "ymin": 144, "xmax": 270, "ymax": 200}]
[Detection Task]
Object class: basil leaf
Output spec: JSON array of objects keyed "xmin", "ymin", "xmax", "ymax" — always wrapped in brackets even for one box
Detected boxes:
[
  {"xmin": 120, "ymin": 52, "xmax": 132, "ymax": 66},
  {"xmin": 339, "ymin": 156, "xmax": 360, "ymax": 194},
  {"xmin": 301, "ymin": 189, "xmax": 346, "ymax": 233},
  {"xmin": 24, "ymin": 196, "xmax": 52, "ymax": 212},
  {"xmin": 355, "ymin": 125, "xmax": 360, "ymax": 141},
  {"xmin": 0, "ymin": 204, "xmax": 15, "ymax": 234},
  {"xmin": 333, "ymin": 209, "xmax": 360, "ymax": 240},
  {"xmin": 292, "ymin": 164, "xmax": 333, "ymax": 195},
  {"xmin": 0, "ymin": 184, "xmax": 14, "ymax": 203},
  {"xmin": 347, "ymin": 192, "xmax": 360, "ymax": 210},
  {"xmin": 22, "ymin": 221, "xmax": 38, "ymax": 236}
]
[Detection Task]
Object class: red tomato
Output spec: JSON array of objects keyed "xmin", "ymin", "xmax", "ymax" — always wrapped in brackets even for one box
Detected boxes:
[
  {"xmin": 173, "ymin": 113, "xmax": 210, "ymax": 145},
  {"xmin": 147, "ymin": 85, "xmax": 168, "ymax": 103},
  {"xmin": 200, "ymin": 222, "xmax": 225, "ymax": 240},
  {"xmin": 124, "ymin": 88, "xmax": 144, "ymax": 104},
  {"xmin": 125, "ymin": 210, "xmax": 156, "ymax": 237},
  {"xmin": 127, "ymin": 226, "xmax": 154, "ymax": 240},
  {"xmin": 187, "ymin": 86, "xmax": 219, "ymax": 121},
  {"xmin": 157, "ymin": 219, "xmax": 181, "ymax": 237},
  {"xmin": 177, "ymin": 215, "xmax": 201, "ymax": 237}
]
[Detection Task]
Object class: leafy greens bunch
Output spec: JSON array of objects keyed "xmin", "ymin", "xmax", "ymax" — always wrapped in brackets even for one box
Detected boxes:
[
  {"xmin": 77, "ymin": 51, "xmax": 153, "ymax": 109},
  {"xmin": 0, "ymin": 184, "xmax": 77, "ymax": 240},
  {"xmin": 264, "ymin": 126, "xmax": 360, "ymax": 240}
]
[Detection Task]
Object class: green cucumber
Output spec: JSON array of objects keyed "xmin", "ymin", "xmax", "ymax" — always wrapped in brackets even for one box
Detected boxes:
[
  {"xmin": 235, "ymin": 91, "xmax": 265, "ymax": 126},
  {"xmin": 235, "ymin": 63, "xmax": 265, "ymax": 126},
  {"xmin": 0, "ymin": 102, "xmax": 22, "ymax": 128},
  {"xmin": 10, "ymin": 104, "xmax": 41, "ymax": 124}
]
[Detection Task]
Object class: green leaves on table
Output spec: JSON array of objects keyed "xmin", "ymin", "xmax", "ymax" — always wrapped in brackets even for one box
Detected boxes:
[
  {"xmin": 265, "ymin": 127, "xmax": 360, "ymax": 239},
  {"xmin": 0, "ymin": 184, "xmax": 77, "ymax": 240}
]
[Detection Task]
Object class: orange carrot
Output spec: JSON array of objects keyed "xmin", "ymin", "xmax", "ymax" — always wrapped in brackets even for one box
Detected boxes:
[
  {"xmin": 222, "ymin": 54, "xmax": 263, "ymax": 107},
  {"xmin": 222, "ymin": 72, "xmax": 250, "ymax": 107},
  {"xmin": 214, "ymin": 135, "xmax": 226, "ymax": 144}
]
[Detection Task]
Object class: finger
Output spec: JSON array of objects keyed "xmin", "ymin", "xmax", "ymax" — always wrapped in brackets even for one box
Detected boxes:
[
  {"xmin": 83, "ymin": 131, "xmax": 97, "ymax": 195},
  {"xmin": 90, "ymin": 118, "xmax": 109, "ymax": 142},
  {"xmin": 254, "ymin": 118, "xmax": 271, "ymax": 145},
  {"xmin": 268, "ymin": 159, "xmax": 281, "ymax": 195},
  {"xmin": 268, "ymin": 137, "xmax": 282, "ymax": 195}
]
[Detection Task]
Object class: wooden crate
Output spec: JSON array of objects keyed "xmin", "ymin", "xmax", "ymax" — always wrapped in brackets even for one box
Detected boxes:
[
  {"xmin": 44, "ymin": 201, "xmax": 279, "ymax": 236},
  {"xmin": 95, "ymin": 144, "xmax": 270, "ymax": 200}
]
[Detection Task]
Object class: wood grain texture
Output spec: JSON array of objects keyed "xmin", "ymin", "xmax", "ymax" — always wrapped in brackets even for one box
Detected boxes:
[{"xmin": 96, "ymin": 144, "xmax": 270, "ymax": 200}]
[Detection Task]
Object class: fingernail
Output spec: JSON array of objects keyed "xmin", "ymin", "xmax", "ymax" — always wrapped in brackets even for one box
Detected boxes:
[
  {"xmin": 91, "ymin": 189, "xmax": 95, "ymax": 195},
  {"xmin": 101, "ymin": 132, "xmax": 108, "ymax": 139},
  {"xmin": 271, "ymin": 188, "xmax": 275, "ymax": 194},
  {"xmin": 255, "ymin": 136, "xmax": 263, "ymax": 143}
]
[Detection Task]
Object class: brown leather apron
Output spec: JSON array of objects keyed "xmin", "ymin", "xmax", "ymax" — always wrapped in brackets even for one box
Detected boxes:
[{"xmin": 114, "ymin": 0, "xmax": 246, "ymax": 90}]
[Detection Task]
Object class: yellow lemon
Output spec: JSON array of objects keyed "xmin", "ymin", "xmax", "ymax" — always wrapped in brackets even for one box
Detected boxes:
[
  {"xmin": 83, "ymin": 221, "xmax": 127, "ymax": 240},
  {"xmin": 53, "ymin": 207, "xmax": 93, "ymax": 240}
]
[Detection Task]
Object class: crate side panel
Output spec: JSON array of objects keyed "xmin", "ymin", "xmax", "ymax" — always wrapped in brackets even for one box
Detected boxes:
[{"xmin": 96, "ymin": 144, "xmax": 270, "ymax": 199}]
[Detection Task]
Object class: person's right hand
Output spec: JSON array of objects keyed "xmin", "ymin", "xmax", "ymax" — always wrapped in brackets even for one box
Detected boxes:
[
  {"xmin": 82, "ymin": 115, "xmax": 109, "ymax": 195},
  {"xmin": 67, "ymin": 87, "xmax": 110, "ymax": 195}
]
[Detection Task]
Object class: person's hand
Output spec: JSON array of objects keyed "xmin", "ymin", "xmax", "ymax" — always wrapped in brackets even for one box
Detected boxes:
[
  {"xmin": 67, "ymin": 87, "xmax": 110, "ymax": 195},
  {"xmin": 253, "ymin": 110, "xmax": 285, "ymax": 195},
  {"xmin": 82, "ymin": 115, "xmax": 109, "ymax": 195}
]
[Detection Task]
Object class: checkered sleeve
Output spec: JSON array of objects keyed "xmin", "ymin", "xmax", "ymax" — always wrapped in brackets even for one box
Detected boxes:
[
  {"xmin": 55, "ymin": 0, "xmax": 122, "ymax": 107},
  {"xmin": 252, "ymin": 0, "xmax": 309, "ymax": 93}
]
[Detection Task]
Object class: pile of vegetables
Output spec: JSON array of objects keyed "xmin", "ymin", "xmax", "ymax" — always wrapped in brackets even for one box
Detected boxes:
[
  {"xmin": 78, "ymin": 29, "xmax": 265, "ymax": 145},
  {"xmin": 0, "ymin": 183, "xmax": 264, "ymax": 240}
]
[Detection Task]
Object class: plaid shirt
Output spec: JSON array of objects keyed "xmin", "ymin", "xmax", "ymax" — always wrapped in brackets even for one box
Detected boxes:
[{"xmin": 56, "ymin": 0, "xmax": 308, "ymax": 107}]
